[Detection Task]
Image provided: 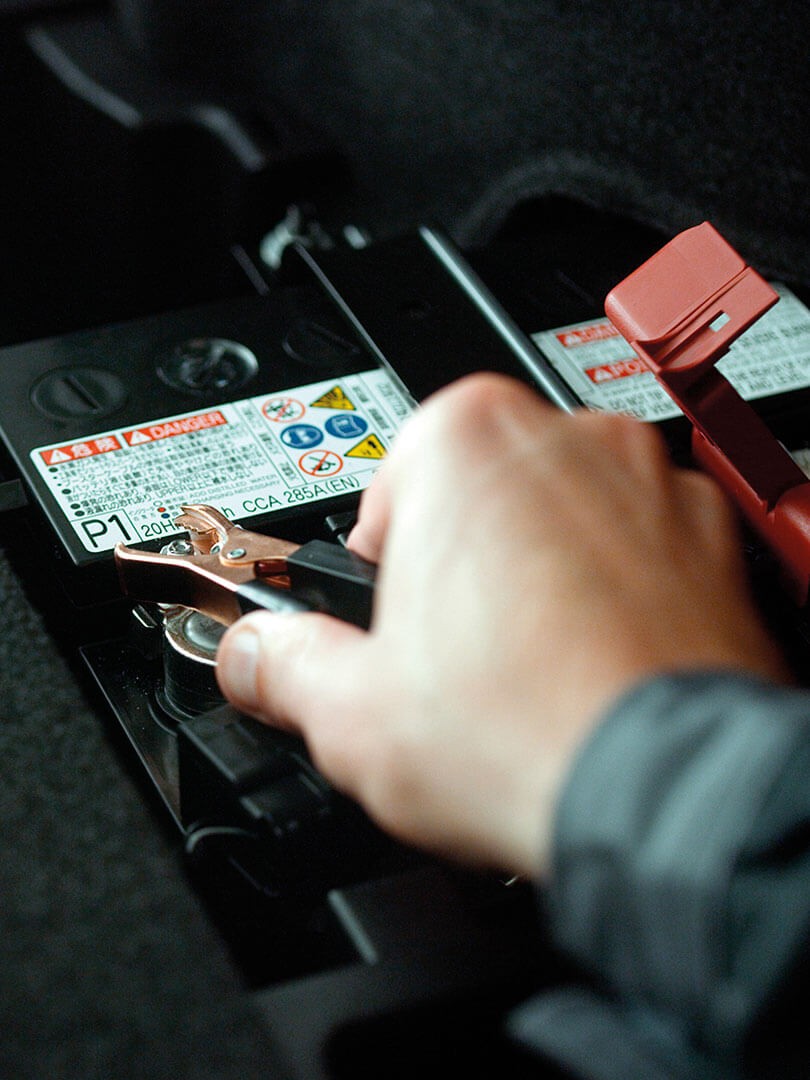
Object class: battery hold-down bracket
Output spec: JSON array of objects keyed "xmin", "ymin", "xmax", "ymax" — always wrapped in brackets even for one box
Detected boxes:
[{"xmin": 606, "ymin": 222, "xmax": 810, "ymax": 605}]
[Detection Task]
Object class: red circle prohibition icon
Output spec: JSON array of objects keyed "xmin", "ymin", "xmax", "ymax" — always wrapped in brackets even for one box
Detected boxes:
[
  {"xmin": 262, "ymin": 397, "xmax": 305, "ymax": 422},
  {"xmin": 298, "ymin": 449, "xmax": 343, "ymax": 477}
]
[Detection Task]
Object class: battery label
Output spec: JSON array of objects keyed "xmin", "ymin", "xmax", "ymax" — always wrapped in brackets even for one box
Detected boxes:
[
  {"xmin": 30, "ymin": 369, "xmax": 413, "ymax": 554},
  {"xmin": 532, "ymin": 284, "xmax": 810, "ymax": 420}
]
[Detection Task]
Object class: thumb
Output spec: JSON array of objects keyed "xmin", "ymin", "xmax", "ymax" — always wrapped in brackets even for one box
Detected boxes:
[{"xmin": 215, "ymin": 609, "xmax": 366, "ymax": 734}]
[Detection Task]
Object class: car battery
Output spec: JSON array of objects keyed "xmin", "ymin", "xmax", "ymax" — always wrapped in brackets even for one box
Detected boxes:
[{"xmin": 1, "ymin": 212, "xmax": 810, "ymax": 997}]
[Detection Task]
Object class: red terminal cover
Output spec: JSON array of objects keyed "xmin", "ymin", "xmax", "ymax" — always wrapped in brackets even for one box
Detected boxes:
[{"xmin": 605, "ymin": 222, "xmax": 810, "ymax": 604}]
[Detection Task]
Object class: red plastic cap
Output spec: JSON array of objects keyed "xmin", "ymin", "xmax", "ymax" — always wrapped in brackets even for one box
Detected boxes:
[{"xmin": 605, "ymin": 222, "xmax": 778, "ymax": 384}]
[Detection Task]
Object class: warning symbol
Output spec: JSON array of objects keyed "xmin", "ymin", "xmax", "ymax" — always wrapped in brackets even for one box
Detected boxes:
[
  {"xmin": 298, "ymin": 450, "xmax": 343, "ymax": 477},
  {"xmin": 310, "ymin": 386, "xmax": 356, "ymax": 411},
  {"xmin": 45, "ymin": 449, "xmax": 72, "ymax": 465},
  {"xmin": 346, "ymin": 434, "xmax": 386, "ymax": 460},
  {"xmin": 39, "ymin": 435, "xmax": 123, "ymax": 465},
  {"xmin": 263, "ymin": 397, "xmax": 305, "ymax": 423},
  {"xmin": 128, "ymin": 430, "xmax": 151, "ymax": 445}
]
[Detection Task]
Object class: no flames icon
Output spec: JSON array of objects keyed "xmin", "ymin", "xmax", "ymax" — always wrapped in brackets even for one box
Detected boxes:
[{"xmin": 298, "ymin": 450, "xmax": 343, "ymax": 477}]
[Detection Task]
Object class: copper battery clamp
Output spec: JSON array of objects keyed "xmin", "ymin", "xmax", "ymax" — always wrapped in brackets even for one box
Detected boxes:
[{"xmin": 115, "ymin": 503, "xmax": 376, "ymax": 628}]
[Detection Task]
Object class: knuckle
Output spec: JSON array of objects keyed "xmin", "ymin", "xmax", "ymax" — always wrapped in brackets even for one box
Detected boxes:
[
  {"xmin": 424, "ymin": 373, "xmax": 541, "ymax": 445},
  {"xmin": 579, "ymin": 409, "xmax": 665, "ymax": 459}
]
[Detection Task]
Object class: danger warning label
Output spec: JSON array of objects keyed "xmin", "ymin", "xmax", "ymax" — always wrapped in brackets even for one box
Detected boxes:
[
  {"xmin": 39, "ymin": 435, "xmax": 123, "ymax": 466},
  {"xmin": 532, "ymin": 284, "xmax": 810, "ymax": 421},
  {"xmin": 123, "ymin": 411, "xmax": 227, "ymax": 445},
  {"xmin": 31, "ymin": 369, "xmax": 412, "ymax": 554},
  {"xmin": 557, "ymin": 323, "xmax": 620, "ymax": 348},
  {"xmin": 585, "ymin": 358, "xmax": 648, "ymax": 384}
]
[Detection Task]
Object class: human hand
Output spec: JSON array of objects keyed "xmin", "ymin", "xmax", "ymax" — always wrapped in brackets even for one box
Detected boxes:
[{"xmin": 216, "ymin": 374, "xmax": 787, "ymax": 877}]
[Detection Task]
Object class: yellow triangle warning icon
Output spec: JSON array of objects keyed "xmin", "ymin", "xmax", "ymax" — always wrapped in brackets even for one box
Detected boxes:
[
  {"xmin": 346, "ymin": 434, "xmax": 386, "ymax": 460},
  {"xmin": 310, "ymin": 385, "xmax": 355, "ymax": 411}
]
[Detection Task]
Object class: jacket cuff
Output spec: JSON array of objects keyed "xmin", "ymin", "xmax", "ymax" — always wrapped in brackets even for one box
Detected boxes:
[{"xmin": 544, "ymin": 671, "xmax": 810, "ymax": 1067}]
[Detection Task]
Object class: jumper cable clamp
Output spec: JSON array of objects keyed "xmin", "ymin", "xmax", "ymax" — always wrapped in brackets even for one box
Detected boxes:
[
  {"xmin": 115, "ymin": 503, "xmax": 376, "ymax": 628},
  {"xmin": 606, "ymin": 222, "xmax": 810, "ymax": 604}
]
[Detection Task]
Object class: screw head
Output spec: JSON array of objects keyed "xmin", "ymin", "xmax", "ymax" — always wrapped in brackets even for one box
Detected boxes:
[{"xmin": 226, "ymin": 547, "xmax": 246, "ymax": 560}]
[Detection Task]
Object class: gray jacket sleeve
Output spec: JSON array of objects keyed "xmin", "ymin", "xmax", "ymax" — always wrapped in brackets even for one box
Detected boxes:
[{"xmin": 508, "ymin": 672, "xmax": 810, "ymax": 1080}]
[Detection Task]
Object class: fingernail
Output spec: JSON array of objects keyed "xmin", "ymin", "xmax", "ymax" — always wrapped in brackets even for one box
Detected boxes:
[{"xmin": 217, "ymin": 624, "xmax": 260, "ymax": 709}]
